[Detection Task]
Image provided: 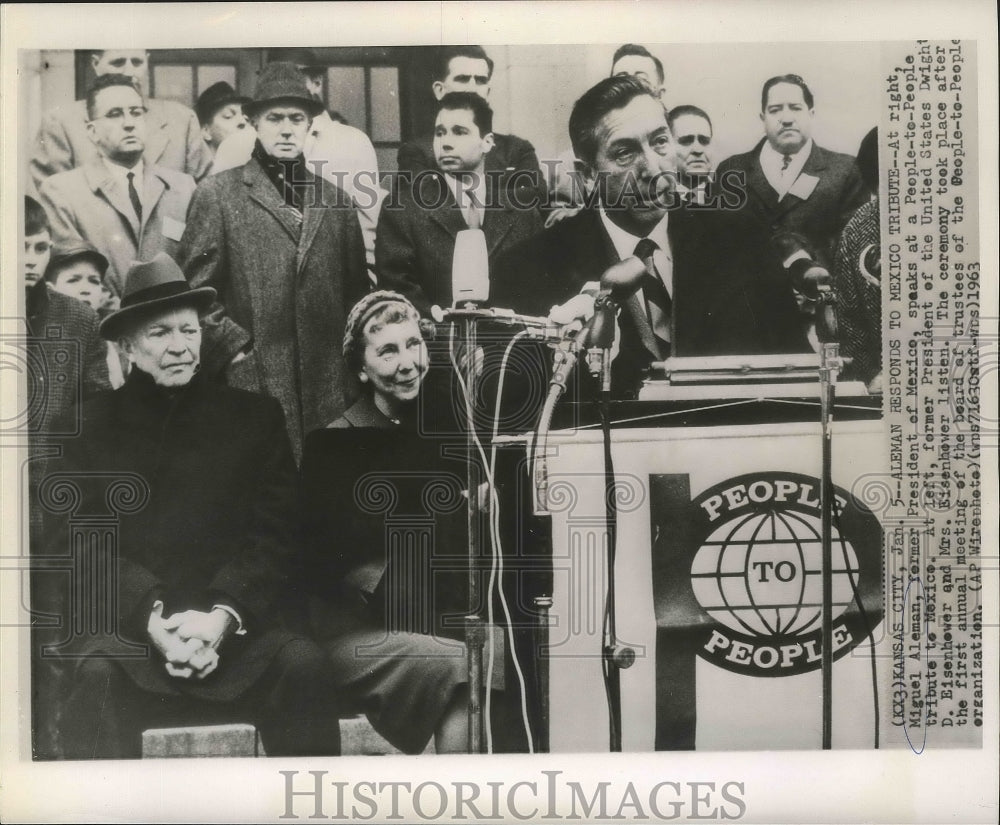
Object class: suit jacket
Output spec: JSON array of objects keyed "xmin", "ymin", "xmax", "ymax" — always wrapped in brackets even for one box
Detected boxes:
[
  {"xmin": 30, "ymin": 97, "xmax": 211, "ymax": 192},
  {"xmin": 376, "ymin": 170, "xmax": 544, "ymax": 316},
  {"xmin": 37, "ymin": 368, "xmax": 303, "ymax": 701},
  {"xmin": 490, "ymin": 205, "xmax": 810, "ymax": 398},
  {"xmin": 716, "ymin": 139, "xmax": 867, "ymax": 267},
  {"xmin": 38, "ymin": 161, "xmax": 197, "ymax": 297},
  {"xmin": 176, "ymin": 157, "xmax": 370, "ymax": 460},
  {"xmin": 397, "ymin": 131, "xmax": 540, "ymax": 178}
]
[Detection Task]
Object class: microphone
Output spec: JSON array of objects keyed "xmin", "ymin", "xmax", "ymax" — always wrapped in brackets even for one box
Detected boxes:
[
  {"xmin": 451, "ymin": 228, "xmax": 490, "ymax": 305},
  {"xmin": 772, "ymin": 231, "xmax": 838, "ymax": 342},
  {"xmin": 599, "ymin": 255, "xmax": 648, "ymax": 301},
  {"xmin": 549, "ymin": 256, "xmax": 649, "ymax": 388}
]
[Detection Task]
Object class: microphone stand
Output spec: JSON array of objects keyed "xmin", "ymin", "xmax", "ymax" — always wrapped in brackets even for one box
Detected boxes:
[
  {"xmin": 442, "ymin": 305, "xmax": 487, "ymax": 754},
  {"xmin": 819, "ymin": 340, "xmax": 843, "ymax": 750},
  {"xmin": 587, "ymin": 295, "xmax": 634, "ymax": 752}
]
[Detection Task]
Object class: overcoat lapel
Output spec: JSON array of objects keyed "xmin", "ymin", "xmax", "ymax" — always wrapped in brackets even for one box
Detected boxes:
[
  {"xmin": 243, "ymin": 160, "xmax": 302, "ymax": 244},
  {"xmin": 84, "ymin": 161, "xmax": 139, "ymax": 239}
]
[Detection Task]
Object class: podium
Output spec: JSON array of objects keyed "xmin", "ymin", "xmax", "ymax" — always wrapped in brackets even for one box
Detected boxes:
[{"xmin": 504, "ymin": 379, "xmax": 887, "ymax": 752}]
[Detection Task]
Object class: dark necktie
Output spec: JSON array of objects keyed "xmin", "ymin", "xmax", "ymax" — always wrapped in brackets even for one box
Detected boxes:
[
  {"xmin": 126, "ymin": 171, "xmax": 143, "ymax": 222},
  {"xmin": 781, "ymin": 153, "xmax": 792, "ymax": 172},
  {"xmin": 634, "ymin": 237, "xmax": 671, "ymax": 358}
]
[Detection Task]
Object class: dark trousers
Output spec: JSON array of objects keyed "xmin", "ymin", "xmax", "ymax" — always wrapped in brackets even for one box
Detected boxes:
[{"xmin": 57, "ymin": 638, "xmax": 341, "ymax": 759}]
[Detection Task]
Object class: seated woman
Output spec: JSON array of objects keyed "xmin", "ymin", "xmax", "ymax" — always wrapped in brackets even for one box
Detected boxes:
[
  {"xmin": 302, "ymin": 291, "xmax": 470, "ymax": 754},
  {"xmin": 36, "ymin": 253, "xmax": 341, "ymax": 759}
]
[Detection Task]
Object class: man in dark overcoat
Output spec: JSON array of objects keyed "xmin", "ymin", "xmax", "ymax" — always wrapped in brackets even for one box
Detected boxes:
[
  {"xmin": 177, "ymin": 63, "xmax": 370, "ymax": 460},
  {"xmin": 37, "ymin": 254, "xmax": 341, "ymax": 759},
  {"xmin": 715, "ymin": 74, "xmax": 867, "ymax": 270}
]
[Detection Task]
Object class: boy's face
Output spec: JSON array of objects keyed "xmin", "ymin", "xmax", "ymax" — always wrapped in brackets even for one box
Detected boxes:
[
  {"xmin": 24, "ymin": 231, "xmax": 51, "ymax": 287},
  {"xmin": 433, "ymin": 107, "xmax": 494, "ymax": 174},
  {"xmin": 50, "ymin": 260, "xmax": 104, "ymax": 310},
  {"xmin": 202, "ymin": 103, "xmax": 247, "ymax": 150}
]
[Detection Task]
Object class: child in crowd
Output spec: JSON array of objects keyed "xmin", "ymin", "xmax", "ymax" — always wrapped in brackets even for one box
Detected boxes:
[
  {"xmin": 23, "ymin": 195, "xmax": 52, "ymax": 287},
  {"xmin": 43, "ymin": 240, "xmax": 126, "ymax": 388}
]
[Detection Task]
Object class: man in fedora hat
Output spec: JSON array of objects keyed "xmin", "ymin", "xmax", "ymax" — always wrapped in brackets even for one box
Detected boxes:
[
  {"xmin": 209, "ymin": 50, "xmax": 382, "ymax": 276},
  {"xmin": 195, "ymin": 81, "xmax": 250, "ymax": 158},
  {"xmin": 37, "ymin": 252, "xmax": 342, "ymax": 759},
  {"xmin": 178, "ymin": 63, "xmax": 369, "ymax": 461}
]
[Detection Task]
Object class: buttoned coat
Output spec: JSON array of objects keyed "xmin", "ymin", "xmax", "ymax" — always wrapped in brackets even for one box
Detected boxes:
[
  {"xmin": 716, "ymin": 139, "xmax": 867, "ymax": 267},
  {"xmin": 38, "ymin": 161, "xmax": 196, "ymax": 298},
  {"xmin": 37, "ymin": 369, "xmax": 305, "ymax": 702},
  {"xmin": 30, "ymin": 97, "xmax": 211, "ymax": 192},
  {"xmin": 177, "ymin": 158, "xmax": 370, "ymax": 460},
  {"xmin": 376, "ymin": 170, "xmax": 544, "ymax": 316}
]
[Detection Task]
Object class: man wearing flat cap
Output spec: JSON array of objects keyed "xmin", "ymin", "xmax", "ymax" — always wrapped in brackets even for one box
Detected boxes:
[
  {"xmin": 36, "ymin": 253, "xmax": 342, "ymax": 759},
  {"xmin": 178, "ymin": 63, "xmax": 370, "ymax": 461}
]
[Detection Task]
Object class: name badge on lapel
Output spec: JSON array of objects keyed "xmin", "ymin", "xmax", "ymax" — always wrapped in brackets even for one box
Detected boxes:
[
  {"xmin": 788, "ymin": 172, "xmax": 819, "ymax": 201},
  {"xmin": 162, "ymin": 216, "xmax": 186, "ymax": 242}
]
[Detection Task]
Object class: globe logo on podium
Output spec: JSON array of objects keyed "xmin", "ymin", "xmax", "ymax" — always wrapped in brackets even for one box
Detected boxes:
[
  {"xmin": 691, "ymin": 509, "xmax": 861, "ymax": 638},
  {"xmin": 676, "ymin": 472, "xmax": 882, "ymax": 677}
]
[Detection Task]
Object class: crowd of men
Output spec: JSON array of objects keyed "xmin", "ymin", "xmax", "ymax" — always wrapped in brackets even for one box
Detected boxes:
[{"xmin": 23, "ymin": 43, "xmax": 882, "ymax": 759}]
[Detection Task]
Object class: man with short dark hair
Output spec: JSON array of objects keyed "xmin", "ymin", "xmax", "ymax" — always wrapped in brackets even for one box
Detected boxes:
[
  {"xmin": 492, "ymin": 75, "xmax": 808, "ymax": 398},
  {"xmin": 177, "ymin": 63, "xmax": 369, "ymax": 461},
  {"xmin": 667, "ymin": 105, "xmax": 714, "ymax": 204},
  {"xmin": 37, "ymin": 74, "xmax": 197, "ymax": 299},
  {"xmin": 716, "ymin": 74, "xmax": 867, "ymax": 268},
  {"xmin": 377, "ymin": 92, "xmax": 542, "ymax": 315},
  {"xmin": 610, "ymin": 43, "xmax": 666, "ymax": 101},
  {"xmin": 548, "ymin": 43, "xmax": 666, "ymax": 216},
  {"xmin": 396, "ymin": 46, "xmax": 540, "ymax": 185},
  {"xmin": 31, "ymin": 49, "xmax": 210, "ymax": 190}
]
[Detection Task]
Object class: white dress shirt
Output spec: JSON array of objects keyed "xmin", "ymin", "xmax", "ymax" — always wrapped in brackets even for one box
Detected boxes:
[
  {"xmin": 103, "ymin": 157, "xmax": 145, "ymax": 219},
  {"xmin": 598, "ymin": 207, "xmax": 672, "ymax": 344},
  {"xmin": 760, "ymin": 139, "xmax": 813, "ymax": 200},
  {"xmin": 442, "ymin": 170, "xmax": 487, "ymax": 228}
]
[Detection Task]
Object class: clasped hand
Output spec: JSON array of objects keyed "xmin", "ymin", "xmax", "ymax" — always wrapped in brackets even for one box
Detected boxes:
[{"xmin": 147, "ymin": 601, "xmax": 234, "ymax": 680}]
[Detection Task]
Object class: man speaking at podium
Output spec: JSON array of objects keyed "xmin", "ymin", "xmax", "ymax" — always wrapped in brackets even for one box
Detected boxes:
[{"xmin": 491, "ymin": 75, "xmax": 809, "ymax": 399}]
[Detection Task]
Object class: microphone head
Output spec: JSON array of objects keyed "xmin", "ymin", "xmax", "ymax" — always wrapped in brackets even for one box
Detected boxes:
[
  {"xmin": 452, "ymin": 228, "xmax": 490, "ymax": 305},
  {"xmin": 600, "ymin": 256, "xmax": 648, "ymax": 301}
]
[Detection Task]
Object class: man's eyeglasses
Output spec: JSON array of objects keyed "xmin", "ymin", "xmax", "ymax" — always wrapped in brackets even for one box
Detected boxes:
[{"xmin": 91, "ymin": 106, "xmax": 148, "ymax": 123}]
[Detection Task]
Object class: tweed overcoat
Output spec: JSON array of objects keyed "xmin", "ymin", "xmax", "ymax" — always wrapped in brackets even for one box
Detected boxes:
[{"xmin": 177, "ymin": 157, "xmax": 370, "ymax": 460}]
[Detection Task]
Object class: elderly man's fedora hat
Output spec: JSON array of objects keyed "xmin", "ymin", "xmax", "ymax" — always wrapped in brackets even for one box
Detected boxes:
[
  {"xmin": 195, "ymin": 81, "xmax": 251, "ymax": 126},
  {"xmin": 99, "ymin": 252, "xmax": 216, "ymax": 340},
  {"xmin": 243, "ymin": 62, "xmax": 324, "ymax": 119}
]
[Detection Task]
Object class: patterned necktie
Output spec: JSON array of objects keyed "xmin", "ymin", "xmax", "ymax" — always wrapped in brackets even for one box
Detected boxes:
[
  {"xmin": 634, "ymin": 237, "xmax": 672, "ymax": 358},
  {"xmin": 126, "ymin": 171, "xmax": 143, "ymax": 222}
]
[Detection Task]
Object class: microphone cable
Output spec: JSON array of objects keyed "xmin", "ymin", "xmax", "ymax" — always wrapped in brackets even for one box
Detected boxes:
[{"xmin": 448, "ymin": 325, "xmax": 535, "ymax": 754}]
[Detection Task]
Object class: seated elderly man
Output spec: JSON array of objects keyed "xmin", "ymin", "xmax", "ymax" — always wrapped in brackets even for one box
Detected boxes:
[{"xmin": 37, "ymin": 253, "xmax": 341, "ymax": 759}]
